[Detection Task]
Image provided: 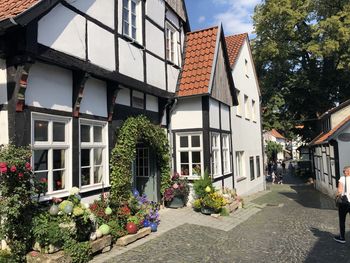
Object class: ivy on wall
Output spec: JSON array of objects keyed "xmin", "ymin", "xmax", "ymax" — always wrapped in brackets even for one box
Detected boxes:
[{"xmin": 110, "ymin": 115, "xmax": 171, "ymax": 206}]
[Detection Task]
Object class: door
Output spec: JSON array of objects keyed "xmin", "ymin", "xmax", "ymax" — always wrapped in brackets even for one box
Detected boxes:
[{"xmin": 132, "ymin": 143, "xmax": 158, "ymax": 201}]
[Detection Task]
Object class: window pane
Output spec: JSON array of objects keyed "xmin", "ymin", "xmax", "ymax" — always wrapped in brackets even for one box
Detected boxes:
[
  {"xmin": 192, "ymin": 164, "xmax": 201, "ymax": 176},
  {"xmin": 81, "ymin": 149, "xmax": 90, "ymax": 167},
  {"xmin": 131, "ymin": 14, "xmax": 136, "ymax": 27},
  {"xmin": 180, "ymin": 136, "xmax": 188, "ymax": 147},
  {"xmin": 53, "ymin": 149, "xmax": 65, "ymax": 169},
  {"xmin": 192, "ymin": 151, "xmax": 201, "ymax": 163},
  {"xmin": 131, "ymin": 1, "xmax": 136, "ymax": 13},
  {"xmin": 35, "ymin": 172, "xmax": 48, "ymax": 192},
  {"xmin": 123, "ymin": 21, "xmax": 129, "ymax": 36},
  {"xmin": 34, "ymin": 121, "xmax": 48, "ymax": 141},
  {"xmin": 34, "ymin": 150, "xmax": 48, "ymax": 171},
  {"xmin": 81, "ymin": 168, "xmax": 90, "ymax": 186},
  {"xmin": 192, "ymin": 136, "xmax": 200, "ymax": 147},
  {"xmin": 53, "ymin": 170, "xmax": 65, "ymax": 191},
  {"xmin": 94, "ymin": 126, "xmax": 102, "ymax": 142},
  {"xmin": 94, "ymin": 148, "xmax": 103, "ymax": 165},
  {"xmin": 123, "ymin": 0, "xmax": 128, "ymax": 8},
  {"xmin": 180, "ymin": 152, "xmax": 189, "ymax": 163},
  {"xmin": 132, "ymin": 27, "xmax": 137, "ymax": 39},
  {"xmin": 81, "ymin": 125, "xmax": 90, "ymax": 142},
  {"xmin": 94, "ymin": 166, "xmax": 103, "ymax": 184},
  {"xmin": 53, "ymin": 122, "xmax": 65, "ymax": 142},
  {"xmin": 250, "ymin": 157, "xmax": 255, "ymax": 180},
  {"xmin": 181, "ymin": 164, "xmax": 189, "ymax": 176}
]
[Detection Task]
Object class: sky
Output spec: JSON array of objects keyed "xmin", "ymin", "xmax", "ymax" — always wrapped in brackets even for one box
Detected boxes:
[{"xmin": 185, "ymin": 0, "xmax": 261, "ymax": 37}]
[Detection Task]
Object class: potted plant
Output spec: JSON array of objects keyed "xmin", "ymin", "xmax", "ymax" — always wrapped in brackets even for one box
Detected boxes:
[
  {"xmin": 201, "ymin": 192, "xmax": 226, "ymax": 215},
  {"xmin": 163, "ymin": 172, "xmax": 190, "ymax": 208}
]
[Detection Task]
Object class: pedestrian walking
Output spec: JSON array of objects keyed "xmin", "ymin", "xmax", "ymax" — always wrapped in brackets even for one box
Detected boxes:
[
  {"xmin": 272, "ymin": 171, "xmax": 276, "ymax": 184},
  {"xmin": 278, "ymin": 172, "xmax": 283, "ymax": 184},
  {"xmin": 334, "ymin": 166, "xmax": 350, "ymax": 244},
  {"xmin": 282, "ymin": 161, "xmax": 286, "ymax": 175}
]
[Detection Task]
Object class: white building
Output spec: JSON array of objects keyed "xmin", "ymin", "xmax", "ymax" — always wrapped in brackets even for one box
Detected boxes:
[{"xmin": 263, "ymin": 129, "xmax": 287, "ymax": 162}]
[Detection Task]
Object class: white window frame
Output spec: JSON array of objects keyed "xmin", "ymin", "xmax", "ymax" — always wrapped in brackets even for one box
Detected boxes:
[
  {"xmin": 122, "ymin": 0, "xmax": 142, "ymax": 43},
  {"xmin": 176, "ymin": 133, "xmax": 203, "ymax": 179},
  {"xmin": 211, "ymin": 133, "xmax": 221, "ymax": 178},
  {"xmin": 79, "ymin": 119, "xmax": 109, "ymax": 192},
  {"xmin": 235, "ymin": 151, "xmax": 245, "ymax": 179},
  {"xmin": 244, "ymin": 95, "xmax": 249, "ymax": 120},
  {"xmin": 31, "ymin": 113, "xmax": 72, "ymax": 199},
  {"xmin": 222, "ymin": 134, "xmax": 231, "ymax": 174},
  {"xmin": 166, "ymin": 23, "xmax": 177, "ymax": 64}
]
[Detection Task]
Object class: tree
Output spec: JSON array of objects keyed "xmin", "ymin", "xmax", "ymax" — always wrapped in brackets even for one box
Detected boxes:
[
  {"xmin": 252, "ymin": 0, "xmax": 350, "ymax": 141},
  {"xmin": 265, "ymin": 141, "xmax": 283, "ymax": 162}
]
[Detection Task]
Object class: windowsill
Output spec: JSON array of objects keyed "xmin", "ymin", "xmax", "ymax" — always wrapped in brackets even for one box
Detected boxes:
[
  {"xmin": 121, "ymin": 34, "xmax": 144, "ymax": 50},
  {"xmin": 37, "ymin": 189, "xmax": 70, "ymax": 202},
  {"xmin": 185, "ymin": 175, "xmax": 201, "ymax": 180},
  {"xmin": 80, "ymin": 183, "xmax": 110, "ymax": 193},
  {"xmin": 236, "ymin": 114, "xmax": 242, "ymax": 118},
  {"xmin": 166, "ymin": 61, "xmax": 181, "ymax": 69},
  {"xmin": 236, "ymin": 177, "xmax": 247, "ymax": 182}
]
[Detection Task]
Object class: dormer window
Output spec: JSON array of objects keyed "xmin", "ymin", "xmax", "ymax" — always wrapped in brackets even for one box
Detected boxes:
[{"xmin": 123, "ymin": 0, "xmax": 141, "ymax": 42}]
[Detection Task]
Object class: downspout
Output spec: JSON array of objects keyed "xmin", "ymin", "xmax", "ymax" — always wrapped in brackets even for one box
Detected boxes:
[{"xmin": 168, "ymin": 98, "xmax": 178, "ymax": 173}]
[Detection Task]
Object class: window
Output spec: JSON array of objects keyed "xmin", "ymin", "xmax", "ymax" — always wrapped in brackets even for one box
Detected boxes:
[
  {"xmin": 235, "ymin": 151, "xmax": 244, "ymax": 178},
  {"xmin": 123, "ymin": 0, "xmax": 141, "ymax": 41},
  {"xmin": 177, "ymin": 133, "xmax": 203, "ymax": 178},
  {"xmin": 32, "ymin": 114, "xmax": 71, "ymax": 195},
  {"xmin": 252, "ymin": 100, "xmax": 256, "ymax": 122},
  {"xmin": 166, "ymin": 23, "xmax": 177, "ymax": 64},
  {"xmin": 256, "ymin": 156, "xmax": 260, "ymax": 177},
  {"xmin": 244, "ymin": 58, "xmax": 249, "ymax": 78},
  {"xmin": 250, "ymin": 156, "xmax": 255, "ymax": 180},
  {"xmin": 132, "ymin": 90, "xmax": 144, "ymax": 109},
  {"xmin": 244, "ymin": 95, "xmax": 249, "ymax": 119},
  {"xmin": 80, "ymin": 120, "xmax": 108, "ymax": 188},
  {"xmin": 211, "ymin": 133, "xmax": 221, "ymax": 177},
  {"xmin": 222, "ymin": 134, "xmax": 231, "ymax": 174},
  {"xmin": 236, "ymin": 90, "xmax": 242, "ymax": 116}
]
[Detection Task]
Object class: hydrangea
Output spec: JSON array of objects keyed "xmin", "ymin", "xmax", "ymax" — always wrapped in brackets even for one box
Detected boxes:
[
  {"xmin": 69, "ymin": 187, "xmax": 80, "ymax": 195},
  {"xmin": 58, "ymin": 200, "xmax": 74, "ymax": 211},
  {"xmin": 73, "ymin": 206, "xmax": 84, "ymax": 216}
]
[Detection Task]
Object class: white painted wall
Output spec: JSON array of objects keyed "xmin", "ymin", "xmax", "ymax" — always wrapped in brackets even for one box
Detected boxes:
[
  {"xmin": 0, "ymin": 59, "xmax": 7, "ymax": 105},
  {"xmin": 80, "ymin": 78, "xmax": 107, "ymax": 117},
  {"xmin": 119, "ymin": 39, "xmax": 144, "ymax": 82},
  {"xmin": 69, "ymin": 0, "xmax": 115, "ymax": 29},
  {"xmin": 167, "ymin": 67, "xmax": 179, "ymax": 93},
  {"xmin": 146, "ymin": 54, "xmax": 166, "ymax": 89},
  {"xmin": 338, "ymin": 125, "xmax": 350, "ymax": 173},
  {"xmin": 146, "ymin": 94, "xmax": 158, "ymax": 112},
  {"xmin": 0, "ymin": 111, "xmax": 8, "ymax": 145},
  {"xmin": 38, "ymin": 4, "xmax": 86, "ymax": 59},
  {"xmin": 146, "ymin": 21, "xmax": 165, "ymax": 58},
  {"xmin": 145, "ymin": 0, "xmax": 165, "ymax": 28},
  {"xmin": 331, "ymin": 105, "xmax": 350, "ymax": 128},
  {"xmin": 209, "ymin": 99, "xmax": 220, "ymax": 129},
  {"xmin": 26, "ymin": 62, "xmax": 72, "ymax": 112},
  {"xmin": 88, "ymin": 22, "xmax": 115, "ymax": 71},
  {"xmin": 171, "ymin": 97, "xmax": 203, "ymax": 129},
  {"xmin": 221, "ymin": 104, "xmax": 230, "ymax": 131},
  {"xmin": 116, "ymin": 87, "xmax": 130, "ymax": 106},
  {"xmin": 231, "ymin": 39, "xmax": 264, "ymax": 196},
  {"xmin": 165, "ymin": 8, "xmax": 179, "ymax": 29}
]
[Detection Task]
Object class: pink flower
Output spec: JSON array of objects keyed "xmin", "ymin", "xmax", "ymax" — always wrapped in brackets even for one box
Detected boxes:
[
  {"xmin": 0, "ymin": 162, "xmax": 7, "ymax": 168},
  {"xmin": 10, "ymin": 165, "xmax": 16, "ymax": 172},
  {"xmin": 172, "ymin": 183, "xmax": 179, "ymax": 189},
  {"xmin": 18, "ymin": 173, "xmax": 24, "ymax": 179},
  {"xmin": 25, "ymin": 162, "xmax": 31, "ymax": 170},
  {"xmin": 0, "ymin": 166, "xmax": 7, "ymax": 173},
  {"xmin": 40, "ymin": 178, "xmax": 47, "ymax": 183}
]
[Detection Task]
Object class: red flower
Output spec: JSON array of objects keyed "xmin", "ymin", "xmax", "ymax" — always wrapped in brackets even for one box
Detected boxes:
[
  {"xmin": 56, "ymin": 180, "xmax": 62, "ymax": 187},
  {"xmin": 0, "ymin": 166, "xmax": 7, "ymax": 173},
  {"xmin": 0, "ymin": 162, "xmax": 7, "ymax": 168},
  {"xmin": 18, "ymin": 173, "xmax": 24, "ymax": 179},
  {"xmin": 10, "ymin": 165, "xmax": 16, "ymax": 172},
  {"xmin": 25, "ymin": 162, "xmax": 31, "ymax": 170},
  {"xmin": 40, "ymin": 178, "xmax": 47, "ymax": 183}
]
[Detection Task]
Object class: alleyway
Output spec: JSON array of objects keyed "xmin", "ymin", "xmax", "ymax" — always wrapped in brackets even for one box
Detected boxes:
[{"xmin": 93, "ymin": 173, "xmax": 349, "ymax": 263}]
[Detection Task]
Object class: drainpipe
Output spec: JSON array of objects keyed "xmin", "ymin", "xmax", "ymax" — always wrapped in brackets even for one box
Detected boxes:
[{"xmin": 168, "ymin": 98, "xmax": 178, "ymax": 174}]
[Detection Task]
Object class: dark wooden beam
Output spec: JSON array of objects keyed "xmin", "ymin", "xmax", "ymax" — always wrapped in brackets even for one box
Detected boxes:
[{"xmin": 72, "ymin": 71, "xmax": 89, "ymax": 117}]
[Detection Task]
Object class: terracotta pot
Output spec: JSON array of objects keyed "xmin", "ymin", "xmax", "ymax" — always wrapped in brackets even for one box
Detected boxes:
[{"xmin": 126, "ymin": 222, "xmax": 138, "ymax": 234}]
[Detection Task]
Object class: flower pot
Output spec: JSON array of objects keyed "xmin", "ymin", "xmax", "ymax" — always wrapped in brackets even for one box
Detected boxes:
[
  {"xmin": 167, "ymin": 196, "xmax": 184, "ymax": 208},
  {"xmin": 201, "ymin": 206, "xmax": 215, "ymax": 215}
]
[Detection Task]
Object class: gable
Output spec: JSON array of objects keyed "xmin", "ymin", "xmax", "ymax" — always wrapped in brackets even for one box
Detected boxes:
[
  {"xmin": 331, "ymin": 104, "xmax": 350, "ymax": 128},
  {"xmin": 165, "ymin": 0, "xmax": 187, "ymax": 22},
  {"xmin": 210, "ymin": 39, "xmax": 233, "ymax": 106}
]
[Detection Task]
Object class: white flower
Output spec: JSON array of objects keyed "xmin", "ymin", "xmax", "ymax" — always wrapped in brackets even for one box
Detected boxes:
[{"xmin": 69, "ymin": 187, "xmax": 80, "ymax": 195}]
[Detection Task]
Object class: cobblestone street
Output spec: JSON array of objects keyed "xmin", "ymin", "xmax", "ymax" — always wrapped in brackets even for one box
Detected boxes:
[{"xmin": 93, "ymin": 173, "xmax": 350, "ymax": 263}]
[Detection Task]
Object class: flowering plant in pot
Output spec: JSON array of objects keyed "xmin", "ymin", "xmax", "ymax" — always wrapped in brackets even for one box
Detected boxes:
[{"xmin": 163, "ymin": 172, "xmax": 190, "ymax": 208}]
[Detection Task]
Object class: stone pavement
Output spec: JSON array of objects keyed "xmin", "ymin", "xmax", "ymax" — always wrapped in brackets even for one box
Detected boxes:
[{"xmin": 92, "ymin": 172, "xmax": 350, "ymax": 263}]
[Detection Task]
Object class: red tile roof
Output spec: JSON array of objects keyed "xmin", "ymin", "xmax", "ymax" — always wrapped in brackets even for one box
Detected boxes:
[
  {"xmin": 270, "ymin": 129, "xmax": 285, "ymax": 139},
  {"xmin": 0, "ymin": 0, "xmax": 39, "ymax": 21},
  {"xmin": 311, "ymin": 115, "xmax": 350, "ymax": 145},
  {"xmin": 225, "ymin": 33, "xmax": 247, "ymax": 67},
  {"xmin": 177, "ymin": 26, "xmax": 218, "ymax": 97}
]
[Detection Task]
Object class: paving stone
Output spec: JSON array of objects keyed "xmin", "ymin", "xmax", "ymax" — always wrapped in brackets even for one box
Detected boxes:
[{"xmin": 91, "ymin": 235, "xmax": 112, "ymax": 254}]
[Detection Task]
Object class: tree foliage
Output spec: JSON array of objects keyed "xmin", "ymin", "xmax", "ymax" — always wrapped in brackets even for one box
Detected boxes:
[
  {"xmin": 265, "ymin": 141, "xmax": 283, "ymax": 162},
  {"xmin": 253, "ymin": 0, "xmax": 350, "ymax": 141}
]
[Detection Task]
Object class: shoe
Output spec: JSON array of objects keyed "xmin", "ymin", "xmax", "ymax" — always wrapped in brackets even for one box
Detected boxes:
[{"xmin": 334, "ymin": 235, "xmax": 346, "ymax": 244}]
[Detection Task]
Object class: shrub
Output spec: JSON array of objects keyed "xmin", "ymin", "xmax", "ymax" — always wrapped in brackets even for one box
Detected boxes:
[{"xmin": 193, "ymin": 169, "xmax": 214, "ymax": 199}]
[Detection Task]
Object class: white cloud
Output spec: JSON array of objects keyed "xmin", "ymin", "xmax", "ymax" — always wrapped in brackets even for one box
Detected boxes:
[
  {"xmin": 198, "ymin": 16, "xmax": 206, "ymax": 23},
  {"xmin": 211, "ymin": 0, "xmax": 261, "ymax": 35}
]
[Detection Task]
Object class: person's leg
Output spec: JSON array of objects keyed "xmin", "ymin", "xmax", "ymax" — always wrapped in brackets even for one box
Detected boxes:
[{"xmin": 339, "ymin": 205, "xmax": 347, "ymax": 238}]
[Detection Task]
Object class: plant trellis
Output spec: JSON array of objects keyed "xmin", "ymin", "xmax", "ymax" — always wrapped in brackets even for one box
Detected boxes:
[{"xmin": 110, "ymin": 115, "xmax": 171, "ymax": 207}]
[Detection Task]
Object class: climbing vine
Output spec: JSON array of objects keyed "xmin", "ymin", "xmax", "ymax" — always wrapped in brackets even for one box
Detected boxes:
[{"xmin": 110, "ymin": 115, "xmax": 171, "ymax": 207}]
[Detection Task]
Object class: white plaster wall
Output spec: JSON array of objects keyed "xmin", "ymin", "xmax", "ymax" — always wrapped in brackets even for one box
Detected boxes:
[
  {"xmin": 337, "ymin": 125, "xmax": 350, "ymax": 171},
  {"xmin": 145, "ymin": 0, "xmax": 165, "ymax": 28},
  {"xmin": 146, "ymin": 21, "xmax": 165, "ymax": 58},
  {"xmin": 88, "ymin": 22, "xmax": 115, "ymax": 71},
  {"xmin": 80, "ymin": 78, "xmax": 107, "ymax": 117},
  {"xmin": 231, "ymin": 39, "xmax": 264, "ymax": 196},
  {"xmin": 224, "ymin": 177, "xmax": 233, "ymax": 189},
  {"xmin": 0, "ymin": 59, "xmax": 7, "ymax": 104},
  {"xmin": 38, "ymin": 4, "xmax": 86, "ymax": 59},
  {"xmin": 68, "ymin": 0, "xmax": 114, "ymax": 29},
  {"xmin": 166, "ymin": 8, "xmax": 179, "ymax": 29},
  {"xmin": 0, "ymin": 111, "xmax": 8, "ymax": 145},
  {"xmin": 26, "ymin": 62, "xmax": 72, "ymax": 112},
  {"xmin": 171, "ymin": 97, "xmax": 202, "ymax": 129},
  {"xmin": 146, "ymin": 94, "xmax": 158, "ymax": 112},
  {"xmin": 221, "ymin": 104, "xmax": 230, "ymax": 131},
  {"xmin": 119, "ymin": 39, "xmax": 144, "ymax": 81},
  {"xmin": 116, "ymin": 87, "xmax": 130, "ymax": 106},
  {"xmin": 331, "ymin": 105, "xmax": 350, "ymax": 128},
  {"xmin": 167, "ymin": 66, "xmax": 179, "ymax": 93},
  {"xmin": 209, "ymin": 99, "xmax": 220, "ymax": 129},
  {"xmin": 146, "ymin": 54, "xmax": 166, "ymax": 89}
]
